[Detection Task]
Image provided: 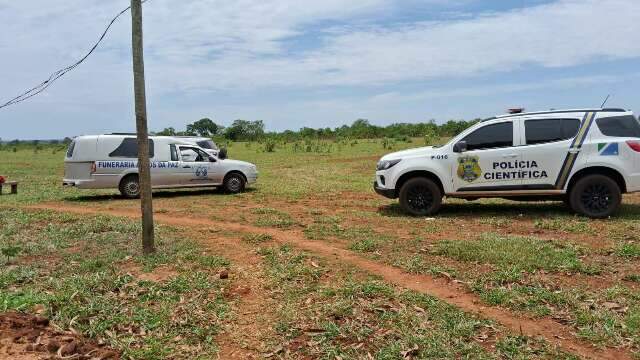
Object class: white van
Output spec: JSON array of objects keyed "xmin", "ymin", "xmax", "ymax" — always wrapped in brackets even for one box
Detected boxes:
[{"xmin": 63, "ymin": 135, "xmax": 257, "ymax": 198}]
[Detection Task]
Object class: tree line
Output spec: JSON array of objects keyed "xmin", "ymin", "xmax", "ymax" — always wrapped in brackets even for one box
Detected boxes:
[
  {"xmin": 155, "ymin": 117, "xmax": 480, "ymax": 142},
  {"xmin": 1, "ymin": 118, "xmax": 479, "ymax": 148}
]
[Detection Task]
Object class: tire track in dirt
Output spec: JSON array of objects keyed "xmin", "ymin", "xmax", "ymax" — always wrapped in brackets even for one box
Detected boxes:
[
  {"xmin": 181, "ymin": 229, "xmax": 274, "ymax": 359},
  {"xmin": 27, "ymin": 203, "xmax": 633, "ymax": 360}
]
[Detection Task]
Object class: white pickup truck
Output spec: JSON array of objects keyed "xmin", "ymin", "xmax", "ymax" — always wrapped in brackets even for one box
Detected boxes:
[{"xmin": 375, "ymin": 108, "xmax": 640, "ymax": 218}]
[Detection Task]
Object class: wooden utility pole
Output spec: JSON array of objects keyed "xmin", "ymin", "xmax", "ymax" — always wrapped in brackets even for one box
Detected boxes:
[{"xmin": 131, "ymin": 0, "xmax": 155, "ymax": 254}]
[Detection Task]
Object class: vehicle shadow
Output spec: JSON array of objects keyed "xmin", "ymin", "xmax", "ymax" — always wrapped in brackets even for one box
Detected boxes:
[
  {"xmin": 378, "ymin": 200, "xmax": 640, "ymax": 220},
  {"xmin": 64, "ymin": 187, "xmax": 257, "ymax": 203}
]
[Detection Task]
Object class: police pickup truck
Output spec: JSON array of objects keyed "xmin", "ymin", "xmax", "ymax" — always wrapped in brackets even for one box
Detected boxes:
[
  {"xmin": 64, "ymin": 134, "xmax": 257, "ymax": 198},
  {"xmin": 374, "ymin": 108, "xmax": 640, "ymax": 218}
]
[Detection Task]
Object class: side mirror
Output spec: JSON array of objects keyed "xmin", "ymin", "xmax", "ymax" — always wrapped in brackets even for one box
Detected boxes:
[
  {"xmin": 218, "ymin": 148, "xmax": 228, "ymax": 160},
  {"xmin": 453, "ymin": 141, "xmax": 467, "ymax": 153},
  {"xmin": 209, "ymin": 156, "xmax": 216, "ymax": 162}
]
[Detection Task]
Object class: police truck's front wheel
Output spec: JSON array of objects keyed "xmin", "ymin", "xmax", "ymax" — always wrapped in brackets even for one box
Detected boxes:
[
  {"xmin": 399, "ymin": 177, "xmax": 442, "ymax": 216},
  {"xmin": 119, "ymin": 175, "xmax": 141, "ymax": 199},
  {"xmin": 223, "ymin": 172, "xmax": 245, "ymax": 194},
  {"xmin": 569, "ymin": 174, "xmax": 621, "ymax": 219}
]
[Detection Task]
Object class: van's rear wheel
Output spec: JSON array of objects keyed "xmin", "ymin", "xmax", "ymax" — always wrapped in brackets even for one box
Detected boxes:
[
  {"xmin": 119, "ymin": 175, "xmax": 140, "ymax": 199},
  {"xmin": 223, "ymin": 172, "xmax": 245, "ymax": 194},
  {"xmin": 399, "ymin": 177, "xmax": 442, "ymax": 216},
  {"xmin": 569, "ymin": 174, "xmax": 621, "ymax": 218}
]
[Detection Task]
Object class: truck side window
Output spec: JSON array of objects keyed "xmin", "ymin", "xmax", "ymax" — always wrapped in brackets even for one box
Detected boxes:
[
  {"xmin": 462, "ymin": 122, "xmax": 513, "ymax": 151},
  {"xmin": 170, "ymin": 144, "xmax": 178, "ymax": 161},
  {"xmin": 109, "ymin": 138, "xmax": 154, "ymax": 158},
  {"xmin": 525, "ymin": 119, "xmax": 580, "ymax": 145},
  {"xmin": 596, "ymin": 115, "xmax": 640, "ymax": 137}
]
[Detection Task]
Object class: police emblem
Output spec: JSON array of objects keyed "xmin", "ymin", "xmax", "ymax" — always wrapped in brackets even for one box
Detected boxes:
[{"xmin": 457, "ymin": 155, "xmax": 481, "ymax": 182}]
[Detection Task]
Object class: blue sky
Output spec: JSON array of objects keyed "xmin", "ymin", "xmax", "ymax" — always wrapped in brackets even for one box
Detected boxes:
[{"xmin": 0, "ymin": 0, "xmax": 639, "ymax": 139}]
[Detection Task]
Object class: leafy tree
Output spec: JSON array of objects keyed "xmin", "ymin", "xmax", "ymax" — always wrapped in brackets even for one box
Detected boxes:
[
  {"xmin": 186, "ymin": 118, "xmax": 223, "ymax": 137},
  {"xmin": 224, "ymin": 120, "xmax": 265, "ymax": 141}
]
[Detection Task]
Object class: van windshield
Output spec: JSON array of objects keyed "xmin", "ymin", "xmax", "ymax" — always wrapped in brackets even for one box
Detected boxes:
[{"xmin": 197, "ymin": 140, "xmax": 218, "ymax": 150}]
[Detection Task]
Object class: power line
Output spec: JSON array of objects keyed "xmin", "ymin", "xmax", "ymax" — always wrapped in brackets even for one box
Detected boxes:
[{"xmin": 0, "ymin": 0, "xmax": 150, "ymax": 110}]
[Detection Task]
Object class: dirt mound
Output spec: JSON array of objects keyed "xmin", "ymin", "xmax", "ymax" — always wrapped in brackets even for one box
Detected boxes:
[{"xmin": 0, "ymin": 312, "xmax": 119, "ymax": 360}]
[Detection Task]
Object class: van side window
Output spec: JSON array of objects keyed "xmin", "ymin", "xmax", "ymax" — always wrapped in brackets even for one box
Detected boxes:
[
  {"xmin": 170, "ymin": 145, "xmax": 178, "ymax": 161},
  {"xmin": 596, "ymin": 115, "xmax": 640, "ymax": 137},
  {"xmin": 462, "ymin": 122, "xmax": 513, "ymax": 151},
  {"xmin": 525, "ymin": 119, "xmax": 580, "ymax": 145},
  {"xmin": 66, "ymin": 140, "xmax": 76, "ymax": 158},
  {"xmin": 109, "ymin": 138, "xmax": 154, "ymax": 158}
]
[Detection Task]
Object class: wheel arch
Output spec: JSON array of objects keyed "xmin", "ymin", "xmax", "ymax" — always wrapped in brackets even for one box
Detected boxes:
[
  {"xmin": 395, "ymin": 170, "xmax": 445, "ymax": 197},
  {"xmin": 567, "ymin": 166, "xmax": 627, "ymax": 193},
  {"xmin": 119, "ymin": 172, "xmax": 139, "ymax": 186},
  {"xmin": 224, "ymin": 170, "xmax": 247, "ymax": 183}
]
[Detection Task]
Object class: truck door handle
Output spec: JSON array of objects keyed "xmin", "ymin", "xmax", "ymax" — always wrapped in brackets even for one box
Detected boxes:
[
  {"xmin": 183, "ymin": 165, "xmax": 191, "ymax": 168},
  {"xmin": 502, "ymin": 154, "xmax": 518, "ymax": 158}
]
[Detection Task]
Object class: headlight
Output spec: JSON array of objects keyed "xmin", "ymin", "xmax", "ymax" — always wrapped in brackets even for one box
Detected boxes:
[{"xmin": 377, "ymin": 159, "xmax": 401, "ymax": 171}]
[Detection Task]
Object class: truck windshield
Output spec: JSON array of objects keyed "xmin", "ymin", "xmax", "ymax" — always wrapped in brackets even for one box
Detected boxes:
[{"xmin": 197, "ymin": 140, "xmax": 218, "ymax": 150}]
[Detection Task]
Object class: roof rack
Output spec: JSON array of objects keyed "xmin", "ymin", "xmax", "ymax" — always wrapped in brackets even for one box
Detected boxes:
[
  {"xmin": 494, "ymin": 108, "xmax": 627, "ymax": 119},
  {"xmin": 107, "ymin": 133, "xmax": 210, "ymax": 138}
]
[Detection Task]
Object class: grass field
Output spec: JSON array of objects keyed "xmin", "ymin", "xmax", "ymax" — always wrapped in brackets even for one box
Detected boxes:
[{"xmin": 1, "ymin": 139, "xmax": 639, "ymax": 359}]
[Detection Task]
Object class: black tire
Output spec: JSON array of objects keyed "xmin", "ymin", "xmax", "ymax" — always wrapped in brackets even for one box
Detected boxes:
[
  {"xmin": 119, "ymin": 175, "xmax": 140, "ymax": 199},
  {"xmin": 399, "ymin": 177, "xmax": 443, "ymax": 216},
  {"xmin": 223, "ymin": 172, "xmax": 245, "ymax": 194},
  {"xmin": 569, "ymin": 174, "xmax": 621, "ymax": 219}
]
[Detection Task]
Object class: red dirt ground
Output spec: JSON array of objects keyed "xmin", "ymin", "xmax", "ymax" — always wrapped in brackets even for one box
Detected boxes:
[{"xmin": 0, "ymin": 312, "xmax": 119, "ymax": 360}]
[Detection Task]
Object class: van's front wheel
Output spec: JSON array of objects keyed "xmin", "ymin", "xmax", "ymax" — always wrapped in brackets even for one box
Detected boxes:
[
  {"xmin": 119, "ymin": 175, "xmax": 140, "ymax": 199},
  {"xmin": 399, "ymin": 177, "xmax": 442, "ymax": 216},
  {"xmin": 223, "ymin": 172, "xmax": 245, "ymax": 194}
]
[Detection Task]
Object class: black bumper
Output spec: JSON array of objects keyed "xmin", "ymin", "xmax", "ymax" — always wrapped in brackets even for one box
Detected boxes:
[{"xmin": 373, "ymin": 181, "xmax": 396, "ymax": 199}]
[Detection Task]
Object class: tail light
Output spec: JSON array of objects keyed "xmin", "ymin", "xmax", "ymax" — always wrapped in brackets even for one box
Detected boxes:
[
  {"xmin": 91, "ymin": 162, "xmax": 97, "ymax": 174},
  {"xmin": 627, "ymin": 140, "xmax": 640, "ymax": 152}
]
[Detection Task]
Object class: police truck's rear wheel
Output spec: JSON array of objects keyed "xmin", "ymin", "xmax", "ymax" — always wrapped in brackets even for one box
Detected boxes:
[
  {"xmin": 399, "ymin": 177, "xmax": 442, "ymax": 216},
  {"xmin": 569, "ymin": 174, "xmax": 621, "ymax": 219},
  {"xmin": 223, "ymin": 173, "xmax": 245, "ymax": 194},
  {"xmin": 119, "ymin": 175, "xmax": 140, "ymax": 199}
]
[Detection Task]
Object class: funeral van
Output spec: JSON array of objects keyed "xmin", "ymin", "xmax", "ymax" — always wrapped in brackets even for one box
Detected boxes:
[
  {"xmin": 374, "ymin": 108, "xmax": 640, "ymax": 218},
  {"xmin": 63, "ymin": 134, "xmax": 257, "ymax": 198}
]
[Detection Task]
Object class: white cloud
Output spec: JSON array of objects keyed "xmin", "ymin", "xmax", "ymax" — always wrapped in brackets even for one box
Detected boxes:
[
  {"xmin": 1, "ymin": 0, "xmax": 639, "ymax": 138},
  {"xmin": 2, "ymin": 0, "xmax": 638, "ymax": 93}
]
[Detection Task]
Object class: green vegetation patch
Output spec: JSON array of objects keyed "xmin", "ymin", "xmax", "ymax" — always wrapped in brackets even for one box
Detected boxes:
[
  {"xmin": 434, "ymin": 234, "xmax": 589, "ymax": 273},
  {"xmin": 251, "ymin": 207, "xmax": 298, "ymax": 229},
  {"xmin": 617, "ymin": 243, "xmax": 640, "ymax": 258},
  {"xmin": 0, "ymin": 208, "xmax": 231, "ymax": 359},
  {"xmin": 533, "ymin": 218, "xmax": 594, "ymax": 234},
  {"xmin": 242, "ymin": 233, "xmax": 274, "ymax": 244},
  {"xmin": 304, "ymin": 217, "xmax": 390, "ymax": 253}
]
